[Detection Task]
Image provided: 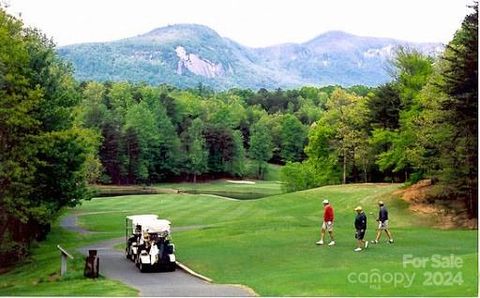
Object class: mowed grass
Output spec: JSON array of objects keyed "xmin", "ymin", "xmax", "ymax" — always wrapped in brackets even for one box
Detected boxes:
[
  {"xmin": 72, "ymin": 183, "xmax": 477, "ymax": 296},
  {"xmin": 0, "ymin": 221, "xmax": 137, "ymax": 296},
  {"xmin": 156, "ymin": 179, "xmax": 283, "ymax": 199},
  {"xmin": 156, "ymin": 163, "xmax": 283, "ymax": 199}
]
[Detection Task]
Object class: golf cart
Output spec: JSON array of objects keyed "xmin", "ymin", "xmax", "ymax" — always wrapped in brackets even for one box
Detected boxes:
[
  {"xmin": 125, "ymin": 215, "xmax": 176, "ymax": 272},
  {"xmin": 125, "ymin": 215, "xmax": 158, "ymax": 261}
]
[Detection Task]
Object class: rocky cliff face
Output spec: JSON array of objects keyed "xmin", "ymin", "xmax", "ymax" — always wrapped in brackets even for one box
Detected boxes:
[{"xmin": 175, "ymin": 46, "xmax": 224, "ymax": 78}]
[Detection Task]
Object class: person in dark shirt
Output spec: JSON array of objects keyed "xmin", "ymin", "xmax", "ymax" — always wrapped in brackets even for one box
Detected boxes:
[
  {"xmin": 354, "ymin": 206, "xmax": 368, "ymax": 252},
  {"xmin": 372, "ymin": 201, "xmax": 394, "ymax": 244}
]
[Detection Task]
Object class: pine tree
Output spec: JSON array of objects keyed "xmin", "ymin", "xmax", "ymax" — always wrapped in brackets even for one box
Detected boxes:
[{"xmin": 437, "ymin": 3, "xmax": 478, "ymax": 216}]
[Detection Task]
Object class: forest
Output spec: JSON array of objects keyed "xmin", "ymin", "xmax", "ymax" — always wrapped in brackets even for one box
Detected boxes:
[{"xmin": 0, "ymin": 5, "xmax": 477, "ymax": 265}]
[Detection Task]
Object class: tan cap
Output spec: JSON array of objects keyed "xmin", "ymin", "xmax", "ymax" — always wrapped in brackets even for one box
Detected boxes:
[
  {"xmin": 378, "ymin": 201, "xmax": 384, "ymax": 205},
  {"xmin": 354, "ymin": 206, "xmax": 363, "ymax": 211}
]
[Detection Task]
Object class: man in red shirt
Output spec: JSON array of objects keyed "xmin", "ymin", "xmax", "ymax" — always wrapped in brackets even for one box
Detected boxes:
[{"xmin": 316, "ymin": 199, "xmax": 335, "ymax": 246}]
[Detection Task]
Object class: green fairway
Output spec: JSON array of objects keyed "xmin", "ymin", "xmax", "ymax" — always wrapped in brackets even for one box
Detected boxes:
[
  {"xmin": 1, "ymin": 183, "xmax": 476, "ymax": 296},
  {"xmin": 156, "ymin": 179, "xmax": 283, "ymax": 199},
  {"xmin": 73, "ymin": 183, "xmax": 477, "ymax": 296}
]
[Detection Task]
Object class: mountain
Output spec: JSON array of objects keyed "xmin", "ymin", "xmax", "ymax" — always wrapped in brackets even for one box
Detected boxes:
[
  {"xmin": 57, "ymin": 24, "xmax": 443, "ymax": 90},
  {"xmin": 254, "ymin": 31, "xmax": 442, "ymax": 87}
]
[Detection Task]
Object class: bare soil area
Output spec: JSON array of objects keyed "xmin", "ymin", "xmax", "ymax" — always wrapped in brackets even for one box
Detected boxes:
[{"xmin": 395, "ymin": 179, "xmax": 477, "ymax": 229}]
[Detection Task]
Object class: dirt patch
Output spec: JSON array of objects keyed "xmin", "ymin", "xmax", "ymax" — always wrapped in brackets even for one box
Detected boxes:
[
  {"xmin": 394, "ymin": 179, "xmax": 432, "ymax": 202},
  {"xmin": 395, "ymin": 180, "xmax": 477, "ymax": 229}
]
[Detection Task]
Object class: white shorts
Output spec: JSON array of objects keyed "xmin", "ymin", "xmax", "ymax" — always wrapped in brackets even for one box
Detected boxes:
[
  {"xmin": 378, "ymin": 220, "xmax": 389, "ymax": 230},
  {"xmin": 322, "ymin": 221, "xmax": 334, "ymax": 232}
]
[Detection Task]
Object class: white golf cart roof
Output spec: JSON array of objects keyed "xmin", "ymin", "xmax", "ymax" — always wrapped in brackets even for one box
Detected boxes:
[
  {"xmin": 126, "ymin": 214, "xmax": 158, "ymax": 225},
  {"xmin": 143, "ymin": 219, "xmax": 171, "ymax": 234}
]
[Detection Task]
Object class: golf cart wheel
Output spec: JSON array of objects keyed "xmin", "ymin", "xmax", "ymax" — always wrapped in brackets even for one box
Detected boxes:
[
  {"xmin": 167, "ymin": 262, "xmax": 176, "ymax": 272},
  {"xmin": 125, "ymin": 249, "xmax": 131, "ymax": 260},
  {"xmin": 134, "ymin": 255, "xmax": 140, "ymax": 268},
  {"xmin": 139, "ymin": 262, "xmax": 150, "ymax": 273}
]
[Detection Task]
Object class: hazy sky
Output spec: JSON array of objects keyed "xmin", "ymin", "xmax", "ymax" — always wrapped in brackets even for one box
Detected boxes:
[{"xmin": 5, "ymin": 0, "xmax": 472, "ymax": 47}]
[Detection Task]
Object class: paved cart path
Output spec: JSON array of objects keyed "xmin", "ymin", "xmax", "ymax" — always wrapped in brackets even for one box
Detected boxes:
[
  {"xmin": 61, "ymin": 214, "xmax": 255, "ymax": 297},
  {"xmin": 61, "ymin": 214, "xmax": 91, "ymax": 234}
]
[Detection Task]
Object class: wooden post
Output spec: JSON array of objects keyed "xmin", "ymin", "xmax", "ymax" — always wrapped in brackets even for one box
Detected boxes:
[
  {"xmin": 57, "ymin": 245, "xmax": 74, "ymax": 276},
  {"xmin": 84, "ymin": 250, "xmax": 99, "ymax": 278}
]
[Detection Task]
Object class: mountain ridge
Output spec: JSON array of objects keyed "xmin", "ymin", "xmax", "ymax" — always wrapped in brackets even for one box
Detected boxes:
[{"xmin": 57, "ymin": 24, "xmax": 443, "ymax": 90}]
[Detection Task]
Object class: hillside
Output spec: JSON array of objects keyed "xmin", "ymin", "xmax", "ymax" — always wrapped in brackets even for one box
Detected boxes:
[{"xmin": 57, "ymin": 24, "xmax": 442, "ymax": 90}]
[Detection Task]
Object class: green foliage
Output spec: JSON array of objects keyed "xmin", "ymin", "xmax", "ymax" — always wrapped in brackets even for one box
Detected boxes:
[
  {"xmin": 318, "ymin": 88, "xmax": 370, "ymax": 183},
  {"xmin": 280, "ymin": 159, "xmax": 340, "ymax": 192},
  {"xmin": 0, "ymin": 8, "xmax": 95, "ymax": 264},
  {"xmin": 77, "ymin": 82, "xmax": 185, "ymax": 184},
  {"xmin": 248, "ymin": 120, "xmax": 274, "ymax": 179},
  {"xmin": 367, "ymin": 83, "xmax": 401, "ymax": 129},
  {"xmin": 280, "ymin": 162, "xmax": 313, "ymax": 193},
  {"xmin": 76, "ymin": 83, "xmax": 376, "ymax": 184},
  {"xmin": 33, "ymin": 129, "xmax": 98, "ymax": 213},
  {"xmin": 75, "ymin": 81, "xmax": 330, "ymax": 183},
  {"xmin": 108, "ymin": 82, "xmax": 134, "ymax": 119},
  {"xmin": 282, "ymin": 119, "xmax": 342, "ymax": 192},
  {"xmin": 262, "ymin": 163, "xmax": 282, "ymax": 181},
  {"xmin": 391, "ymin": 47, "xmax": 434, "ymax": 108},
  {"xmin": 147, "ymin": 97, "xmax": 182, "ymax": 180},
  {"xmin": 124, "ymin": 102, "xmax": 158, "ymax": 183},
  {"xmin": 227, "ymin": 130, "xmax": 247, "ymax": 177},
  {"xmin": 206, "ymin": 95, "xmax": 246, "ymax": 129},
  {"xmin": 295, "ymin": 96, "xmax": 323, "ymax": 125},
  {"xmin": 203, "ymin": 125, "xmax": 236, "ymax": 174},
  {"xmin": 279, "ymin": 114, "xmax": 307, "ymax": 162},
  {"xmin": 346, "ymin": 85, "xmax": 374, "ymax": 97},
  {"xmin": 374, "ymin": 49, "xmax": 435, "ymax": 180},
  {"xmin": 76, "ymin": 82, "xmax": 108, "ymax": 129},
  {"xmin": 184, "ymin": 118, "xmax": 208, "ymax": 182},
  {"xmin": 413, "ymin": 4, "xmax": 478, "ymax": 216}
]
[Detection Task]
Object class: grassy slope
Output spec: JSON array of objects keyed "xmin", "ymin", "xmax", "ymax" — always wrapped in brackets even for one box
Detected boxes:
[
  {"xmin": 76, "ymin": 183, "xmax": 476, "ymax": 296},
  {"xmin": 0, "ymin": 222, "xmax": 136, "ymax": 296},
  {"xmin": 1, "ymin": 183, "xmax": 476, "ymax": 296}
]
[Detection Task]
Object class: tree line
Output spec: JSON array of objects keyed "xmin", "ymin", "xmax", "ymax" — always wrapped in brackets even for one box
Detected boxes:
[
  {"xmin": 75, "ymin": 82, "xmax": 333, "ymax": 184},
  {"xmin": 74, "ymin": 82, "xmax": 373, "ymax": 182}
]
